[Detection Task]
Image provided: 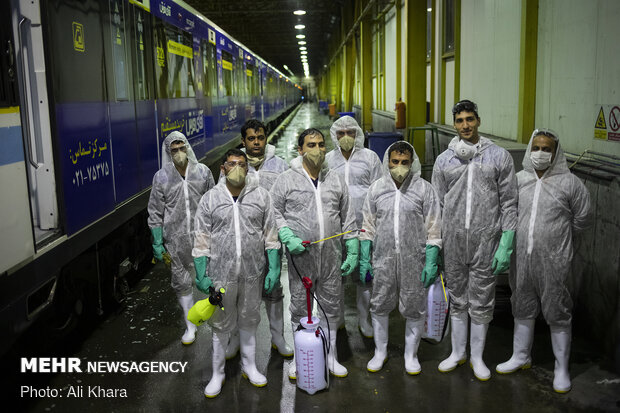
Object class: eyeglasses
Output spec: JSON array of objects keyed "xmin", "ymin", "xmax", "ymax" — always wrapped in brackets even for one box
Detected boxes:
[
  {"xmin": 336, "ymin": 130, "xmax": 356, "ymax": 137},
  {"xmin": 170, "ymin": 145, "xmax": 187, "ymax": 154},
  {"xmin": 224, "ymin": 161, "xmax": 247, "ymax": 169}
]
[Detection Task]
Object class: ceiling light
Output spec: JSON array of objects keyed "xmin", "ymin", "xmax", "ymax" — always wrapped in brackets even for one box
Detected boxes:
[
  {"xmin": 427, "ymin": 8, "xmax": 432, "ymax": 12},
  {"xmin": 299, "ymin": 46, "xmax": 307, "ymax": 50},
  {"xmin": 283, "ymin": 64, "xmax": 289, "ymax": 70},
  {"xmin": 298, "ymin": 41, "xmax": 306, "ymax": 45},
  {"xmin": 296, "ymin": 34, "xmax": 305, "ymax": 39},
  {"xmin": 293, "ymin": 10, "xmax": 306, "ymax": 15},
  {"xmin": 300, "ymin": 51, "xmax": 307, "ymax": 54},
  {"xmin": 295, "ymin": 24, "xmax": 305, "ymax": 30}
]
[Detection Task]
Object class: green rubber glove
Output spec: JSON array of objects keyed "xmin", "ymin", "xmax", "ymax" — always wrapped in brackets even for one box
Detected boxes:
[
  {"xmin": 278, "ymin": 226, "xmax": 306, "ymax": 255},
  {"xmin": 264, "ymin": 249, "xmax": 282, "ymax": 294},
  {"xmin": 359, "ymin": 240, "xmax": 374, "ymax": 283},
  {"xmin": 421, "ymin": 245, "xmax": 440, "ymax": 288},
  {"xmin": 150, "ymin": 227, "xmax": 167, "ymax": 261},
  {"xmin": 340, "ymin": 238, "xmax": 360, "ymax": 277},
  {"xmin": 492, "ymin": 230, "xmax": 515, "ymax": 275},
  {"xmin": 193, "ymin": 256, "xmax": 213, "ymax": 294}
]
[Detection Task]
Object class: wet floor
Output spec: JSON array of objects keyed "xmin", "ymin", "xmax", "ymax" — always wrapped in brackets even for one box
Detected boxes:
[{"xmin": 5, "ymin": 103, "xmax": 620, "ymax": 412}]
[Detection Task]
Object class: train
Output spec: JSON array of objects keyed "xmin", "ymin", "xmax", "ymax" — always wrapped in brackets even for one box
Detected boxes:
[{"xmin": 0, "ymin": 0, "xmax": 302, "ymax": 355}]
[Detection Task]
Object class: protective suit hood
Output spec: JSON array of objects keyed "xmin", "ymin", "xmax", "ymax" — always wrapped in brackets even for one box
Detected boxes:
[
  {"xmin": 161, "ymin": 131, "xmax": 198, "ymax": 165},
  {"xmin": 382, "ymin": 141, "xmax": 421, "ymax": 187},
  {"xmin": 329, "ymin": 116, "xmax": 365, "ymax": 150},
  {"xmin": 241, "ymin": 143, "xmax": 278, "ymax": 163},
  {"xmin": 522, "ymin": 129, "xmax": 569, "ymax": 178}
]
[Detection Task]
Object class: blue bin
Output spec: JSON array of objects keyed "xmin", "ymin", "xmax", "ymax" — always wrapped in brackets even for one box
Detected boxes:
[
  {"xmin": 368, "ymin": 132, "xmax": 403, "ymax": 161},
  {"xmin": 338, "ymin": 112, "xmax": 355, "ymax": 119}
]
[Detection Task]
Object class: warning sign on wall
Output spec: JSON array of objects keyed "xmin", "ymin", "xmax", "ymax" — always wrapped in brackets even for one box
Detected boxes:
[{"xmin": 594, "ymin": 104, "xmax": 620, "ymax": 142}]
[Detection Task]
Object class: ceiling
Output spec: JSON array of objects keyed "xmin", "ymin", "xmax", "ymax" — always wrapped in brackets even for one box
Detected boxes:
[{"xmin": 185, "ymin": 0, "xmax": 343, "ymax": 79}]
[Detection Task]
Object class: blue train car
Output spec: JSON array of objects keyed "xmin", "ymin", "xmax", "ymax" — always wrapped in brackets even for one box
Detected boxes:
[{"xmin": 0, "ymin": 0, "xmax": 300, "ymax": 354}]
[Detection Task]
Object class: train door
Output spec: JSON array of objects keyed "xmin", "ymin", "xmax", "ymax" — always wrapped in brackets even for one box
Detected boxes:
[
  {"xmin": 1, "ymin": 1, "xmax": 35, "ymax": 274},
  {"xmin": 10, "ymin": 0, "xmax": 60, "ymax": 248}
]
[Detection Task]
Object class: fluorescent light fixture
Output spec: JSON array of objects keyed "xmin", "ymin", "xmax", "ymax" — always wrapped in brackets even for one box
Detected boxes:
[
  {"xmin": 427, "ymin": 8, "xmax": 432, "ymax": 12},
  {"xmin": 298, "ymin": 41, "xmax": 306, "ymax": 45},
  {"xmin": 283, "ymin": 64, "xmax": 289, "ymax": 70},
  {"xmin": 300, "ymin": 50, "xmax": 307, "ymax": 54},
  {"xmin": 293, "ymin": 10, "xmax": 306, "ymax": 15},
  {"xmin": 295, "ymin": 24, "xmax": 305, "ymax": 29},
  {"xmin": 296, "ymin": 34, "xmax": 305, "ymax": 39},
  {"xmin": 299, "ymin": 46, "xmax": 307, "ymax": 50}
]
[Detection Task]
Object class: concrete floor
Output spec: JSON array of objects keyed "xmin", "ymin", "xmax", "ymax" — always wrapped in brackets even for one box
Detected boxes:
[{"xmin": 6, "ymin": 103, "xmax": 620, "ymax": 412}]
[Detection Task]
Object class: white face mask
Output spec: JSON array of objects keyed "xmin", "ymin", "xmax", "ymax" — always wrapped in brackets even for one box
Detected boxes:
[
  {"xmin": 339, "ymin": 135, "xmax": 355, "ymax": 152},
  {"xmin": 390, "ymin": 165, "xmax": 410, "ymax": 183},
  {"xmin": 226, "ymin": 165, "xmax": 247, "ymax": 187},
  {"xmin": 454, "ymin": 139, "xmax": 477, "ymax": 161},
  {"xmin": 246, "ymin": 153, "xmax": 264, "ymax": 168},
  {"xmin": 172, "ymin": 151, "xmax": 187, "ymax": 166},
  {"xmin": 530, "ymin": 150, "xmax": 552, "ymax": 170}
]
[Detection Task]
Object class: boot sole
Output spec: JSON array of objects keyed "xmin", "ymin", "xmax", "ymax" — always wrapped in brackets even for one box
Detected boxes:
[
  {"xmin": 367, "ymin": 357, "xmax": 388, "ymax": 373},
  {"xmin": 406, "ymin": 368, "xmax": 421, "ymax": 375},
  {"xmin": 438, "ymin": 358, "xmax": 466, "ymax": 373},
  {"xmin": 272, "ymin": 343, "xmax": 294, "ymax": 357},
  {"xmin": 181, "ymin": 338, "xmax": 195, "ymax": 345},
  {"xmin": 553, "ymin": 386, "xmax": 571, "ymax": 394},
  {"xmin": 241, "ymin": 372, "xmax": 267, "ymax": 387},
  {"xmin": 329, "ymin": 370, "xmax": 348, "ymax": 378},
  {"xmin": 496, "ymin": 363, "xmax": 531, "ymax": 375}
]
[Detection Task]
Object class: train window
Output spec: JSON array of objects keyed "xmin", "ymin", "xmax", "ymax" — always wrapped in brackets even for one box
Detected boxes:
[
  {"xmin": 201, "ymin": 39, "xmax": 217, "ymax": 98},
  {"xmin": 443, "ymin": 0, "xmax": 455, "ymax": 54},
  {"xmin": 0, "ymin": 0, "xmax": 18, "ymax": 107},
  {"xmin": 221, "ymin": 50, "xmax": 233, "ymax": 97},
  {"xmin": 246, "ymin": 63, "xmax": 258, "ymax": 97},
  {"xmin": 129, "ymin": 5, "xmax": 152, "ymax": 100},
  {"xmin": 235, "ymin": 51, "xmax": 244, "ymax": 98},
  {"xmin": 109, "ymin": 0, "xmax": 129, "ymax": 100},
  {"xmin": 153, "ymin": 19, "xmax": 195, "ymax": 98}
]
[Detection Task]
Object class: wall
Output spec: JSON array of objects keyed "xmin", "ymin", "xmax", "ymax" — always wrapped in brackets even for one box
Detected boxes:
[
  {"xmin": 459, "ymin": 0, "xmax": 521, "ymax": 139},
  {"xmin": 536, "ymin": 0, "xmax": 620, "ymax": 157}
]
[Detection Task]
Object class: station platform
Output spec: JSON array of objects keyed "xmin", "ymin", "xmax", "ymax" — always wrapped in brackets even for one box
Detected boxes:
[{"xmin": 6, "ymin": 103, "xmax": 620, "ymax": 412}]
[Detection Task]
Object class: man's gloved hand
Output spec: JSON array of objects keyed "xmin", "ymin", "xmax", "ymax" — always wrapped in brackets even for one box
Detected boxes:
[
  {"xmin": 150, "ymin": 227, "xmax": 167, "ymax": 261},
  {"xmin": 279, "ymin": 227, "xmax": 306, "ymax": 255},
  {"xmin": 340, "ymin": 238, "xmax": 360, "ymax": 277},
  {"xmin": 264, "ymin": 249, "xmax": 282, "ymax": 294},
  {"xmin": 421, "ymin": 245, "xmax": 440, "ymax": 288},
  {"xmin": 492, "ymin": 230, "xmax": 515, "ymax": 275},
  {"xmin": 193, "ymin": 256, "xmax": 213, "ymax": 294},
  {"xmin": 359, "ymin": 240, "xmax": 374, "ymax": 283}
]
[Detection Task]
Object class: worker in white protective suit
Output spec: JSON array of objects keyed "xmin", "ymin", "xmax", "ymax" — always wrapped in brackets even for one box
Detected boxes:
[
  {"xmin": 147, "ymin": 131, "xmax": 215, "ymax": 345},
  {"xmin": 193, "ymin": 148, "xmax": 281, "ymax": 398},
  {"xmin": 432, "ymin": 100, "xmax": 518, "ymax": 381},
  {"xmin": 360, "ymin": 141, "xmax": 442, "ymax": 375},
  {"xmin": 496, "ymin": 129, "xmax": 591, "ymax": 393},
  {"xmin": 270, "ymin": 128, "xmax": 358, "ymax": 380},
  {"xmin": 219, "ymin": 119, "xmax": 293, "ymax": 360},
  {"xmin": 327, "ymin": 116, "xmax": 382, "ymax": 338}
]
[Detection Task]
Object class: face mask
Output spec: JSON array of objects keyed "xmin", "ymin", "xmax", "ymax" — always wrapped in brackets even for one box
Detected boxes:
[
  {"xmin": 246, "ymin": 153, "xmax": 264, "ymax": 169},
  {"xmin": 339, "ymin": 135, "xmax": 355, "ymax": 152},
  {"xmin": 226, "ymin": 165, "xmax": 247, "ymax": 187},
  {"xmin": 303, "ymin": 148, "xmax": 325, "ymax": 169},
  {"xmin": 172, "ymin": 151, "xmax": 187, "ymax": 166},
  {"xmin": 530, "ymin": 150, "xmax": 552, "ymax": 170},
  {"xmin": 390, "ymin": 165, "xmax": 410, "ymax": 183},
  {"xmin": 454, "ymin": 139, "xmax": 477, "ymax": 161}
]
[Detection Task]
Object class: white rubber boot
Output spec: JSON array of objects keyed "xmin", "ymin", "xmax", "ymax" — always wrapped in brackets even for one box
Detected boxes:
[
  {"xmin": 265, "ymin": 300, "xmax": 294, "ymax": 357},
  {"xmin": 550, "ymin": 325, "xmax": 572, "ymax": 393},
  {"xmin": 470, "ymin": 321, "xmax": 491, "ymax": 381},
  {"xmin": 404, "ymin": 319, "xmax": 424, "ymax": 375},
  {"xmin": 357, "ymin": 285, "xmax": 373, "ymax": 338},
  {"xmin": 438, "ymin": 313, "xmax": 468, "ymax": 372},
  {"xmin": 204, "ymin": 331, "xmax": 228, "ymax": 398},
  {"xmin": 225, "ymin": 329, "xmax": 240, "ymax": 359},
  {"xmin": 367, "ymin": 313, "xmax": 389, "ymax": 372},
  {"xmin": 496, "ymin": 318, "xmax": 535, "ymax": 374},
  {"xmin": 178, "ymin": 294, "xmax": 197, "ymax": 345},
  {"xmin": 288, "ymin": 322, "xmax": 299, "ymax": 380},
  {"xmin": 239, "ymin": 327, "xmax": 267, "ymax": 387},
  {"xmin": 328, "ymin": 328, "xmax": 348, "ymax": 377}
]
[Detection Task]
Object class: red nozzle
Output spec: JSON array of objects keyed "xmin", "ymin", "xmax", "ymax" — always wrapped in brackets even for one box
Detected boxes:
[
  {"xmin": 302, "ymin": 276, "xmax": 313, "ymax": 324},
  {"xmin": 301, "ymin": 240, "xmax": 310, "ymax": 248},
  {"xmin": 360, "ymin": 229, "xmax": 366, "ymax": 232}
]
